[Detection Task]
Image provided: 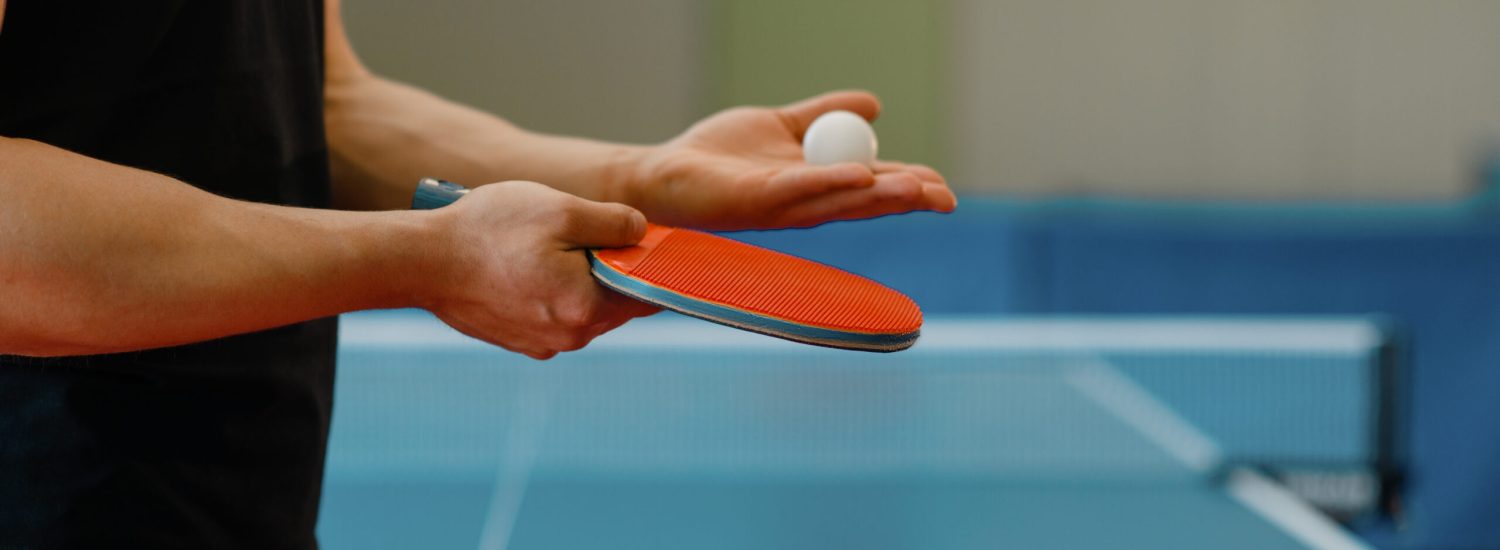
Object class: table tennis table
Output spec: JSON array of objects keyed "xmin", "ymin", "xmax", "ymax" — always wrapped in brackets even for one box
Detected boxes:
[{"xmin": 319, "ymin": 310, "xmax": 1384, "ymax": 549}]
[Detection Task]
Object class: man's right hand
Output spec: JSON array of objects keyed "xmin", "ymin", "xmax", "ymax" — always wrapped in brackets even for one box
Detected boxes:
[{"xmin": 422, "ymin": 180, "xmax": 659, "ymax": 359}]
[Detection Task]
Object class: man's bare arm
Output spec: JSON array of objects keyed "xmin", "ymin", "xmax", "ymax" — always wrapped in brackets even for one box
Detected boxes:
[
  {"xmin": 321, "ymin": 0, "xmax": 641, "ymax": 210},
  {"xmin": 324, "ymin": 76, "xmax": 645, "ymax": 211},
  {"xmin": 0, "ymin": 138, "xmax": 440, "ymax": 356},
  {"xmin": 0, "ymin": 138, "xmax": 651, "ymax": 359}
]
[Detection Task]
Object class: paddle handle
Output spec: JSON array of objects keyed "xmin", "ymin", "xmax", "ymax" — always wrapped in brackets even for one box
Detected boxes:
[{"xmin": 412, "ymin": 177, "xmax": 469, "ymax": 210}]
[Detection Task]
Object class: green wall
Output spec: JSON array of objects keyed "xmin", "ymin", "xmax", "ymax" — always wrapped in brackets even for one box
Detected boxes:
[{"xmin": 708, "ymin": 0, "xmax": 948, "ymax": 170}]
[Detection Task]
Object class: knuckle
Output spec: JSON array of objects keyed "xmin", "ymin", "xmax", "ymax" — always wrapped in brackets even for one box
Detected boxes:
[
  {"xmin": 554, "ymin": 298, "xmax": 599, "ymax": 331},
  {"xmin": 546, "ymin": 319, "xmax": 595, "ymax": 351},
  {"xmin": 487, "ymin": 179, "xmax": 538, "ymax": 196},
  {"xmin": 885, "ymin": 174, "xmax": 923, "ymax": 201},
  {"xmin": 549, "ymin": 203, "xmax": 585, "ymax": 234},
  {"xmin": 566, "ymin": 197, "xmax": 598, "ymax": 222},
  {"xmin": 554, "ymin": 332, "xmax": 592, "ymax": 352}
]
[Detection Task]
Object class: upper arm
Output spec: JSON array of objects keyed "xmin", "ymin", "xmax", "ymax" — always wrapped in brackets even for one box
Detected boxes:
[
  {"xmin": 324, "ymin": 0, "xmax": 370, "ymax": 86},
  {"xmin": 2, "ymin": 0, "xmax": 8, "ymax": 34}
]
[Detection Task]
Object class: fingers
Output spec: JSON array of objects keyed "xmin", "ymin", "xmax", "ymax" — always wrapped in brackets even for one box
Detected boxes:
[
  {"xmin": 522, "ymin": 349, "xmax": 559, "ymax": 361},
  {"xmin": 779, "ymin": 90, "xmax": 882, "ymax": 137},
  {"xmin": 554, "ymin": 198, "xmax": 648, "ymax": 249},
  {"xmin": 504, "ymin": 290, "xmax": 653, "ymax": 359},
  {"xmin": 580, "ymin": 285, "xmax": 661, "ymax": 332},
  {"xmin": 604, "ymin": 289, "xmax": 662, "ymax": 320},
  {"xmin": 580, "ymin": 292, "xmax": 661, "ymax": 341},
  {"xmin": 777, "ymin": 171, "xmax": 922, "ymax": 226},
  {"xmin": 874, "ymin": 161, "xmax": 953, "ymax": 210},
  {"xmin": 540, "ymin": 276, "xmax": 660, "ymax": 354},
  {"xmin": 922, "ymin": 181, "xmax": 959, "ymax": 212},
  {"xmin": 764, "ymin": 162, "xmax": 876, "ymax": 204},
  {"xmin": 436, "ymin": 315, "xmax": 560, "ymax": 360},
  {"xmin": 874, "ymin": 161, "xmax": 945, "ymax": 184},
  {"xmin": 770, "ymin": 160, "xmax": 957, "ymax": 225},
  {"xmin": 777, "ymin": 171, "xmax": 953, "ymax": 227}
]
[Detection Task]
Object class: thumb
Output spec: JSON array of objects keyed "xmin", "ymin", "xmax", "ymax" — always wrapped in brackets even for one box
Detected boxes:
[
  {"xmin": 555, "ymin": 198, "xmax": 648, "ymax": 249},
  {"xmin": 779, "ymin": 90, "xmax": 882, "ymax": 136}
]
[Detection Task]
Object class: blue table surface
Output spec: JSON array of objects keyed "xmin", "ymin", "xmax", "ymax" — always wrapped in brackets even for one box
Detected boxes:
[{"xmin": 319, "ymin": 310, "xmax": 1371, "ymax": 550}]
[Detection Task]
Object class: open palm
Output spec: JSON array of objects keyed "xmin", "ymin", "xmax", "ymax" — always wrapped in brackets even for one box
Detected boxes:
[{"xmin": 630, "ymin": 91, "xmax": 956, "ymax": 230}]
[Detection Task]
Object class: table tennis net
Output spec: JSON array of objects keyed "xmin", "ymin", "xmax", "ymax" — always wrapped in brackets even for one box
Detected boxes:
[{"xmin": 328, "ymin": 312, "xmax": 1397, "ymax": 519}]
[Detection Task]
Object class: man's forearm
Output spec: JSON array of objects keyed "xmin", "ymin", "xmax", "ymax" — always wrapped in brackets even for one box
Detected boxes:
[
  {"xmin": 0, "ymin": 138, "xmax": 440, "ymax": 356},
  {"xmin": 324, "ymin": 74, "xmax": 647, "ymax": 210}
]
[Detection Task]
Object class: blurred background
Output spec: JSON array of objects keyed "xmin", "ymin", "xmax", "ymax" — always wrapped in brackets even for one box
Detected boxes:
[
  {"xmin": 330, "ymin": 1, "xmax": 1500, "ymax": 549},
  {"xmin": 343, "ymin": 0, "xmax": 1500, "ymax": 200}
]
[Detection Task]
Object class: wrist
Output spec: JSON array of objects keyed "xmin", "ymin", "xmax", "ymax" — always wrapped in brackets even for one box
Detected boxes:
[
  {"xmin": 350, "ymin": 209, "xmax": 456, "ymax": 311},
  {"xmin": 602, "ymin": 143, "xmax": 655, "ymax": 208}
]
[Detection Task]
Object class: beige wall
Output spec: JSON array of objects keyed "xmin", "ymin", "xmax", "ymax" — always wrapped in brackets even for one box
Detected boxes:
[
  {"xmin": 341, "ymin": 0, "xmax": 705, "ymax": 144},
  {"xmin": 950, "ymin": 0, "xmax": 1500, "ymax": 199},
  {"xmin": 706, "ymin": 0, "xmax": 947, "ymax": 174},
  {"xmin": 344, "ymin": 1, "xmax": 1500, "ymax": 200}
]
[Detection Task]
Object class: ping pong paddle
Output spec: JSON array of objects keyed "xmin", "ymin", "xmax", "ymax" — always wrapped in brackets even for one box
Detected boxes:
[{"xmin": 412, "ymin": 178, "xmax": 922, "ymax": 352}]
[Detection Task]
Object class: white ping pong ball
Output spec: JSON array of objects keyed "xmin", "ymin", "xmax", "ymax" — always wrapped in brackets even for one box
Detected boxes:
[{"xmin": 801, "ymin": 110, "xmax": 877, "ymax": 168}]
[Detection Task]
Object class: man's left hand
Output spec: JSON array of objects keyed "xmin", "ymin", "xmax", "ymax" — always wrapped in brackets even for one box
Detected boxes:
[{"xmin": 626, "ymin": 90, "xmax": 957, "ymax": 230}]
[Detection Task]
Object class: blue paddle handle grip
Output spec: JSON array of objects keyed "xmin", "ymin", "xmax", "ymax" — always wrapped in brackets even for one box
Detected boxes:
[{"xmin": 412, "ymin": 178, "xmax": 470, "ymax": 209}]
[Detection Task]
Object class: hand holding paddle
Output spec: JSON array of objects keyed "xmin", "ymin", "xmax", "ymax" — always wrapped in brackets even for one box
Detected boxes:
[
  {"xmin": 415, "ymin": 178, "xmax": 922, "ymax": 352},
  {"xmin": 416, "ymin": 180, "xmax": 658, "ymax": 359}
]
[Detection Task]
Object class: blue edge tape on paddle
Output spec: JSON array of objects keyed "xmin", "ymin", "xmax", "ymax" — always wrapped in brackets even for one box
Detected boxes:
[{"xmin": 412, "ymin": 177, "xmax": 918, "ymax": 352}]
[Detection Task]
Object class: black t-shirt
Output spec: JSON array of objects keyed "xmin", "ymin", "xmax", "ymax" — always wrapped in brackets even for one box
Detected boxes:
[{"xmin": 0, "ymin": 2, "xmax": 336, "ymax": 548}]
